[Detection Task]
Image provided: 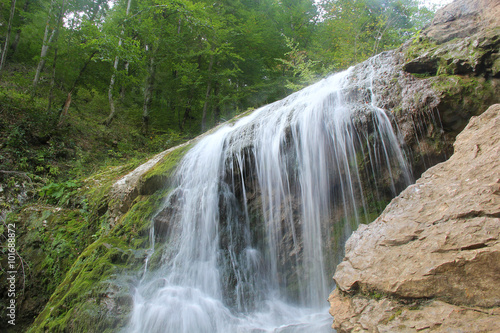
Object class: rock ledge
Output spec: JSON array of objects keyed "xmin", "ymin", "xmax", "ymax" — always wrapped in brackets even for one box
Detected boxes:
[{"xmin": 329, "ymin": 104, "xmax": 500, "ymax": 331}]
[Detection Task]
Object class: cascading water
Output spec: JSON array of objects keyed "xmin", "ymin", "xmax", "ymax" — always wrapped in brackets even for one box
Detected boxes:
[{"xmin": 126, "ymin": 53, "xmax": 412, "ymax": 333}]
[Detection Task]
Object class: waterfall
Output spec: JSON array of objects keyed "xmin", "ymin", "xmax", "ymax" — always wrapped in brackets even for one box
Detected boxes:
[{"xmin": 126, "ymin": 54, "xmax": 412, "ymax": 333}]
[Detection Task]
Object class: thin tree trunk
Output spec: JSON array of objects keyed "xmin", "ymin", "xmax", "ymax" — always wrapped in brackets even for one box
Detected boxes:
[
  {"xmin": 176, "ymin": 17, "xmax": 182, "ymax": 131},
  {"xmin": 47, "ymin": 0, "xmax": 65, "ymax": 111},
  {"xmin": 103, "ymin": 55, "xmax": 120, "ymax": 126},
  {"xmin": 104, "ymin": 0, "xmax": 132, "ymax": 127},
  {"xmin": 58, "ymin": 50, "xmax": 98, "ymax": 126},
  {"xmin": 9, "ymin": 0, "xmax": 30, "ymax": 57},
  {"xmin": 182, "ymin": 98, "xmax": 192, "ymax": 130},
  {"xmin": 47, "ymin": 47, "xmax": 58, "ymax": 111},
  {"xmin": 142, "ymin": 54, "xmax": 155, "ymax": 135},
  {"xmin": 33, "ymin": 0, "xmax": 56, "ymax": 89},
  {"xmin": 0, "ymin": 0, "xmax": 17, "ymax": 72},
  {"xmin": 201, "ymin": 53, "xmax": 214, "ymax": 132},
  {"xmin": 120, "ymin": 61, "xmax": 129, "ymax": 100},
  {"xmin": 213, "ymin": 82, "xmax": 220, "ymax": 124},
  {"xmin": 11, "ymin": 29, "xmax": 21, "ymax": 55}
]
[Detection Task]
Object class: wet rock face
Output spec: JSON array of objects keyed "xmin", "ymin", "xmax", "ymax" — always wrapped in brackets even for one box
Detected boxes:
[
  {"xmin": 361, "ymin": 0, "xmax": 500, "ymax": 180},
  {"xmin": 329, "ymin": 104, "xmax": 500, "ymax": 332}
]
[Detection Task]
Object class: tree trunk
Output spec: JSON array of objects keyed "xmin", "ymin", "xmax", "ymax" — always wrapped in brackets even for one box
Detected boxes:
[
  {"xmin": 0, "ymin": 0, "xmax": 17, "ymax": 72},
  {"xmin": 142, "ymin": 54, "xmax": 155, "ymax": 135},
  {"xmin": 104, "ymin": 0, "xmax": 132, "ymax": 127},
  {"xmin": 182, "ymin": 96, "xmax": 193, "ymax": 131},
  {"xmin": 213, "ymin": 82, "xmax": 220, "ymax": 124},
  {"xmin": 10, "ymin": 29, "xmax": 21, "ymax": 55},
  {"xmin": 120, "ymin": 61, "xmax": 129, "ymax": 100},
  {"xmin": 47, "ymin": 0, "xmax": 66, "ymax": 111},
  {"xmin": 33, "ymin": 0, "xmax": 56, "ymax": 89},
  {"xmin": 103, "ymin": 55, "xmax": 120, "ymax": 126},
  {"xmin": 9, "ymin": 0, "xmax": 30, "ymax": 57},
  {"xmin": 58, "ymin": 50, "xmax": 98, "ymax": 126},
  {"xmin": 47, "ymin": 47, "xmax": 58, "ymax": 111},
  {"xmin": 201, "ymin": 53, "xmax": 214, "ymax": 132}
]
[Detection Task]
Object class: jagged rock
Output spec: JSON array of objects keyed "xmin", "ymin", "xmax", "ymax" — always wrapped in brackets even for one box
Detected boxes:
[
  {"xmin": 396, "ymin": 0, "xmax": 500, "ymax": 177},
  {"xmin": 424, "ymin": 0, "xmax": 500, "ymax": 44},
  {"xmin": 330, "ymin": 104, "xmax": 500, "ymax": 331}
]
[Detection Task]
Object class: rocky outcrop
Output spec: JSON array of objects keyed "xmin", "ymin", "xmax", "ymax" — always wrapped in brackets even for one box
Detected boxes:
[
  {"xmin": 107, "ymin": 141, "xmax": 192, "ymax": 225},
  {"xmin": 393, "ymin": 0, "xmax": 500, "ymax": 176},
  {"xmin": 424, "ymin": 0, "xmax": 500, "ymax": 44},
  {"xmin": 329, "ymin": 104, "xmax": 500, "ymax": 331}
]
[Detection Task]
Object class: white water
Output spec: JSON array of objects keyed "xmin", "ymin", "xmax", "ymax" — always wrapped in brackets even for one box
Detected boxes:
[{"xmin": 126, "ymin": 55, "xmax": 411, "ymax": 333}]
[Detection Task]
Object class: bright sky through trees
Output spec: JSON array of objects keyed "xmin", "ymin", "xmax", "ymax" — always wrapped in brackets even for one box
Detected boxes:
[{"xmin": 423, "ymin": 0, "xmax": 453, "ymax": 8}]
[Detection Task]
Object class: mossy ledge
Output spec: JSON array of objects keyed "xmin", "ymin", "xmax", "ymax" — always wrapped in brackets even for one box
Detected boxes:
[{"xmin": 24, "ymin": 143, "xmax": 191, "ymax": 333}]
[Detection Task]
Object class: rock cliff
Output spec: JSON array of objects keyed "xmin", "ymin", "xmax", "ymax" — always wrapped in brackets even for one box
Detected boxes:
[
  {"xmin": 329, "ymin": 103, "xmax": 500, "ymax": 331},
  {"xmin": 329, "ymin": 1, "xmax": 500, "ymax": 330}
]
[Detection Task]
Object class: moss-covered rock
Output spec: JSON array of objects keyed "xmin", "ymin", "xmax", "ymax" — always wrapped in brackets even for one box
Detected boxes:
[
  {"xmin": 106, "ymin": 142, "xmax": 194, "ymax": 226},
  {"xmin": 27, "ymin": 188, "xmax": 170, "ymax": 333},
  {"xmin": 0, "ymin": 207, "xmax": 89, "ymax": 333},
  {"xmin": 22, "ymin": 141, "xmax": 193, "ymax": 332},
  {"xmin": 0, "ymin": 143, "xmax": 190, "ymax": 333},
  {"xmin": 0, "ymin": 161, "xmax": 144, "ymax": 333}
]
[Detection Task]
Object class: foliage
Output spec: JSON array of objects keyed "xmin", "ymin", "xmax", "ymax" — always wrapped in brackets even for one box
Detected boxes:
[
  {"xmin": 277, "ymin": 35, "xmax": 321, "ymax": 91},
  {"xmin": 38, "ymin": 180, "xmax": 81, "ymax": 205},
  {"xmin": 314, "ymin": 0, "xmax": 434, "ymax": 69},
  {"xmin": 1, "ymin": 0, "xmax": 435, "ymax": 141}
]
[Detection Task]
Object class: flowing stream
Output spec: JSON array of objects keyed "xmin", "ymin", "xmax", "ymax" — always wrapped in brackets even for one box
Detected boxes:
[{"xmin": 125, "ymin": 55, "xmax": 412, "ymax": 332}]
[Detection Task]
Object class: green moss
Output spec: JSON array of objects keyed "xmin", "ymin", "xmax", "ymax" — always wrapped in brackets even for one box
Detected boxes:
[
  {"xmin": 143, "ymin": 143, "xmax": 192, "ymax": 179},
  {"xmin": 430, "ymin": 75, "xmax": 497, "ymax": 134},
  {"xmin": 84, "ymin": 163, "xmax": 143, "ymax": 213},
  {"xmin": 403, "ymin": 36, "xmax": 438, "ymax": 63},
  {"xmin": 140, "ymin": 143, "xmax": 193, "ymax": 195},
  {"xmin": 0, "ymin": 207, "xmax": 94, "ymax": 333},
  {"xmin": 431, "ymin": 75, "xmax": 486, "ymax": 97},
  {"xmin": 27, "ymin": 187, "xmax": 169, "ymax": 333},
  {"xmin": 386, "ymin": 308, "xmax": 403, "ymax": 322},
  {"xmin": 365, "ymin": 289, "xmax": 388, "ymax": 301},
  {"xmin": 28, "ymin": 240, "xmax": 132, "ymax": 333}
]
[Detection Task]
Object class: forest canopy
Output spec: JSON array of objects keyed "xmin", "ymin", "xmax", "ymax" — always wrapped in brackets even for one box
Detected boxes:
[{"xmin": 0, "ymin": 0, "xmax": 435, "ymax": 183}]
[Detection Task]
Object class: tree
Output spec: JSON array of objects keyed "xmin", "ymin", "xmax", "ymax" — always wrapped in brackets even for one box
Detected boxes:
[
  {"xmin": 277, "ymin": 35, "xmax": 319, "ymax": 92},
  {"xmin": 51, "ymin": 0, "xmax": 110, "ymax": 124},
  {"xmin": 315, "ymin": 0, "xmax": 433, "ymax": 69},
  {"xmin": 103, "ymin": 0, "xmax": 133, "ymax": 127},
  {"xmin": 33, "ymin": 0, "xmax": 57, "ymax": 89},
  {"xmin": 0, "ymin": 0, "xmax": 17, "ymax": 71}
]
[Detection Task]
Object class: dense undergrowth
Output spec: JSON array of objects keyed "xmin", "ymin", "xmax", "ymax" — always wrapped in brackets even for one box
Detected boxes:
[
  {"xmin": 0, "ymin": 63, "xmax": 191, "ymax": 332},
  {"xmin": 0, "ymin": 63, "xmax": 190, "ymax": 207}
]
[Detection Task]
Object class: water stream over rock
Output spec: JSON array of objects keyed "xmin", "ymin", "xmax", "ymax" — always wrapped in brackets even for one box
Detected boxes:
[{"xmin": 125, "ymin": 55, "xmax": 412, "ymax": 333}]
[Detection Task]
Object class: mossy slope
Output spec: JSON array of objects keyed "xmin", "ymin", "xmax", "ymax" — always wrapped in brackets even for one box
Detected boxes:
[{"xmin": 1, "ymin": 144, "xmax": 189, "ymax": 333}]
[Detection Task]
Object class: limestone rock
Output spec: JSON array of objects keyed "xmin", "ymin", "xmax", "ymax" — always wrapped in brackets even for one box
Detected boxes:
[
  {"xmin": 329, "ymin": 288, "xmax": 500, "ymax": 333},
  {"xmin": 107, "ymin": 140, "xmax": 193, "ymax": 225},
  {"xmin": 398, "ymin": 0, "xmax": 500, "ymax": 172},
  {"xmin": 330, "ymin": 104, "xmax": 500, "ymax": 331},
  {"xmin": 424, "ymin": 0, "xmax": 500, "ymax": 44}
]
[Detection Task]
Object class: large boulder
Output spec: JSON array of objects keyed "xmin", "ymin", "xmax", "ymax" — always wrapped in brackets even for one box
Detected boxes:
[{"xmin": 329, "ymin": 104, "xmax": 500, "ymax": 331}]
